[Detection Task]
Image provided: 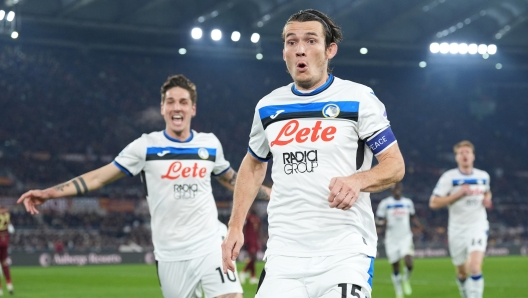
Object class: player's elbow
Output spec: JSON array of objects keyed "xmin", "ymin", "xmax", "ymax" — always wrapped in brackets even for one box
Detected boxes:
[
  {"xmin": 429, "ymin": 198, "xmax": 440, "ymax": 210},
  {"xmin": 392, "ymin": 157, "xmax": 405, "ymax": 182}
]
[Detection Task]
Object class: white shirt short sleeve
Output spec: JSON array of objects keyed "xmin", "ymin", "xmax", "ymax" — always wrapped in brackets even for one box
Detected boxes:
[
  {"xmin": 248, "ymin": 106, "xmax": 272, "ymax": 161},
  {"xmin": 114, "ymin": 136, "xmax": 147, "ymax": 176},
  {"xmin": 211, "ymin": 136, "xmax": 231, "ymax": 176}
]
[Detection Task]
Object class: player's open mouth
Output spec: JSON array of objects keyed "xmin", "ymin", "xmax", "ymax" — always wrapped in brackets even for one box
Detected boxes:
[
  {"xmin": 171, "ymin": 115, "xmax": 183, "ymax": 125},
  {"xmin": 296, "ymin": 62, "xmax": 308, "ymax": 71}
]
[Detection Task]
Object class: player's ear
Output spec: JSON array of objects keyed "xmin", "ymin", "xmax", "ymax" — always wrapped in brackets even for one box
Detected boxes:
[
  {"xmin": 326, "ymin": 43, "xmax": 338, "ymax": 59},
  {"xmin": 191, "ymin": 103, "xmax": 197, "ymax": 117},
  {"xmin": 283, "ymin": 48, "xmax": 286, "ymax": 61}
]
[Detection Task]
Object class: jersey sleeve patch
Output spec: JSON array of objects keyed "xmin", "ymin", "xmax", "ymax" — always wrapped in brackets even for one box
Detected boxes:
[{"xmin": 366, "ymin": 127, "xmax": 397, "ymax": 155}]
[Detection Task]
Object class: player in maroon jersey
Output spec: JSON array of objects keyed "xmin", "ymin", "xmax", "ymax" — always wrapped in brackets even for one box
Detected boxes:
[
  {"xmin": 240, "ymin": 207, "xmax": 262, "ymax": 284},
  {"xmin": 0, "ymin": 206, "xmax": 14, "ymax": 295}
]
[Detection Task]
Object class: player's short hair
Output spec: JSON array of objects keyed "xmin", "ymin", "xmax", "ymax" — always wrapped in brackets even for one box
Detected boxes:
[
  {"xmin": 160, "ymin": 74, "xmax": 197, "ymax": 104},
  {"xmin": 453, "ymin": 140, "xmax": 475, "ymax": 154},
  {"xmin": 282, "ymin": 9, "xmax": 343, "ymax": 49}
]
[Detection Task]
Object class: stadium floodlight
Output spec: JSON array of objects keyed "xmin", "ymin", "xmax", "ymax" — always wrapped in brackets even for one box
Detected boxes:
[
  {"xmin": 251, "ymin": 33, "xmax": 260, "ymax": 43},
  {"xmin": 419, "ymin": 61, "xmax": 427, "ymax": 68},
  {"xmin": 430, "ymin": 43, "xmax": 440, "ymax": 53},
  {"xmin": 439, "ymin": 42, "xmax": 449, "ymax": 54},
  {"xmin": 458, "ymin": 43, "xmax": 468, "ymax": 54},
  {"xmin": 0, "ymin": 10, "xmax": 5, "ymax": 21},
  {"xmin": 11, "ymin": 31, "xmax": 18, "ymax": 39},
  {"xmin": 477, "ymin": 44, "xmax": 487, "ymax": 55},
  {"xmin": 449, "ymin": 43, "xmax": 459, "ymax": 54},
  {"xmin": 256, "ymin": 53, "xmax": 263, "ymax": 60},
  {"xmin": 495, "ymin": 63, "xmax": 502, "ymax": 70},
  {"xmin": 6, "ymin": 11, "xmax": 14, "ymax": 22},
  {"xmin": 211, "ymin": 29, "xmax": 222, "ymax": 41},
  {"xmin": 468, "ymin": 44, "xmax": 478, "ymax": 55},
  {"xmin": 487, "ymin": 44, "xmax": 497, "ymax": 55},
  {"xmin": 482, "ymin": 53, "xmax": 489, "ymax": 59},
  {"xmin": 231, "ymin": 31, "xmax": 241, "ymax": 42},
  {"xmin": 191, "ymin": 28, "xmax": 203, "ymax": 40},
  {"xmin": 178, "ymin": 48, "xmax": 187, "ymax": 55},
  {"xmin": 359, "ymin": 47, "xmax": 368, "ymax": 54}
]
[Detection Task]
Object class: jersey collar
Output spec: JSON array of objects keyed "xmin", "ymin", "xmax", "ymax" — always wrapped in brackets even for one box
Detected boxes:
[
  {"xmin": 164, "ymin": 130, "xmax": 194, "ymax": 143},
  {"xmin": 291, "ymin": 74, "xmax": 334, "ymax": 96},
  {"xmin": 457, "ymin": 168, "xmax": 474, "ymax": 176}
]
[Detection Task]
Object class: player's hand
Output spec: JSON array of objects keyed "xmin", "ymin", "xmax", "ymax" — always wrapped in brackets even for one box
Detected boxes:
[
  {"xmin": 221, "ymin": 227, "xmax": 244, "ymax": 273},
  {"xmin": 327, "ymin": 176, "xmax": 361, "ymax": 210},
  {"xmin": 456, "ymin": 184, "xmax": 471, "ymax": 198},
  {"xmin": 17, "ymin": 189, "xmax": 51, "ymax": 215},
  {"xmin": 482, "ymin": 197, "xmax": 493, "ymax": 209}
]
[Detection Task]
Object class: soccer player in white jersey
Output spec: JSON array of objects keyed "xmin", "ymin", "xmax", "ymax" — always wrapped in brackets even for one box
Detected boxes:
[
  {"xmin": 430, "ymin": 140, "xmax": 492, "ymax": 298},
  {"xmin": 17, "ymin": 75, "xmax": 271, "ymax": 298},
  {"xmin": 221, "ymin": 9, "xmax": 405, "ymax": 298},
  {"xmin": 376, "ymin": 182, "xmax": 422, "ymax": 298}
]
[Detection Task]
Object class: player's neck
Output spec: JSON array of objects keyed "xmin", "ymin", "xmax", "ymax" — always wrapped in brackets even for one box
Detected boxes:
[
  {"xmin": 164, "ymin": 129, "xmax": 193, "ymax": 142},
  {"xmin": 294, "ymin": 73, "xmax": 330, "ymax": 91},
  {"xmin": 458, "ymin": 166, "xmax": 473, "ymax": 175}
]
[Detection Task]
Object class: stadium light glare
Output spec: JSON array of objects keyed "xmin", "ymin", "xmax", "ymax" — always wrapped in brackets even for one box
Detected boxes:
[
  {"xmin": 178, "ymin": 48, "xmax": 187, "ymax": 55},
  {"xmin": 419, "ymin": 61, "xmax": 427, "ymax": 68},
  {"xmin": 495, "ymin": 63, "xmax": 502, "ymax": 70},
  {"xmin": 251, "ymin": 33, "xmax": 260, "ymax": 43},
  {"xmin": 11, "ymin": 31, "xmax": 18, "ymax": 39},
  {"xmin": 458, "ymin": 43, "xmax": 468, "ymax": 54},
  {"xmin": 477, "ymin": 44, "xmax": 487, "ymax": 55},
  {"xmin": 211, "ymin": 29, "xmax": 222, "ymax": 41},
  {"xmin": 449, "ymin": 43, "xmax": 459, "ymax": 54},
  {"xmin": 439, "ymin": 42, "xmax": 449, "ymax": 54},
  {"xmin": 468, "ymin": 44, "xmax": 478, "ymax": 55},
  {"xmin": 487, "ymin": 44, "xmax": 497, "ymax": 55},
  {"xmin": 256, "ymin": 53, "xmax": 263, "ymax": 60},
  {"xmin": 430, "ymin": 43, "xmax": 440, "ymax": 53},
  {"xmin": 0, "ymin": 10, "xmax": 5, "ymax": 21},
  {"xmin": 482, "ymin": 53, "xmax": 489, "ymax": 59},
  {"xmin": 191, "ymin": 28, "xmax": 203, "ymax": 40},
  {"xmin": 359, "ymin": 47, "xmax": 368, "ymax": 54},
  {"xmin": 231, "ymin": 31, "xmax": 241, "ymax": 42},
  {"xmin": 197, "ymin": 16, "xmax": 205, "ymax": 23},
  {"xmin": 6, "ymin": 11, "xmax": 14, "ymax": 22}
]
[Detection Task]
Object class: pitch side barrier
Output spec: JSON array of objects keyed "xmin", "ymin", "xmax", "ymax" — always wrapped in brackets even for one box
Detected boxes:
[{"xmin": 375, "ymin": 244, "xmax": 528, "ymax": 259}]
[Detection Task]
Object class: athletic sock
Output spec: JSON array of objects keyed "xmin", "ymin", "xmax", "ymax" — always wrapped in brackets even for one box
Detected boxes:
[
  {"xmin": 456, "ymin": 277, "xmax": 467, "ymax": 298},
  {"xmin": 391, "ymin": 273, "xmax": 403, "ymax": 296},
  {"xmin": 245, "ymin": 259, "xmax": 256, "ymax": 277},
  {"xmin": 403, "ymin": 266, "xmax": 412, "ymax": 282},
  {"xmin": 466, "ymin": 274, "xmax": 483, "ymax": 298},
  {"xmin": 1, "ymin": 265, "xmax": 10, "ymax": 284}
]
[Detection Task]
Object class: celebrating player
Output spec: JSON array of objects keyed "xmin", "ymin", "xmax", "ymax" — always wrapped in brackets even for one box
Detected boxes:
[
  {"xmin": 0, "ymin": 206, "xmax": 14, "ymax": 296},
  {"xmin": 239, "ymin": 206, "xmax": 262, "ymax": 285},
  {"xmin": 18, "ymin": 74, "xmax": 271, "ymax": 298},
  {"xmin": 430, "ymin": 140, "xmax": 491, "ymax": 298},
  {"xmin": 222, "ymin": 9, "xmax": 405, "ymax": 298},
  {"xmin": 376, "ymin": 182, "xmax": 422, "ymax": 298}
]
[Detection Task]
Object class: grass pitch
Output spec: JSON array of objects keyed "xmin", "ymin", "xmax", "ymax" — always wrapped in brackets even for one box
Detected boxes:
[{"xmin": 6, "ymin": 256, "xmax": 528, "ymax": 297}]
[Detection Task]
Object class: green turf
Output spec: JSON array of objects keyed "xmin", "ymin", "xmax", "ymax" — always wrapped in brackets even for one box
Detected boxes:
[{"xmin": 6, "ymin": 256, "xmax": 528, "ymax": 297}]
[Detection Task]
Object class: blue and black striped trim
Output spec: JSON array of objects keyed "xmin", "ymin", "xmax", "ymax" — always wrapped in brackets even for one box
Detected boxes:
[
  {"xmin": 291, "ymin": 74, "xmax": 334, "ymax": 96},
  {"xmin": 248, "ymin": 147, "xmax": 271, "ymax": 162},
  {"xmin": 386, "ymin": 204, "xmax": 410, "ymax": 209},
  {"xmin": 259, "ymin": 101, "xmax": 359, "ymax": 129},
  {"xmin": 367, "ymin": 256, "xmax": 375, "ymax": 288},
  {"xmin": 113, "ymin": 161, "xmax": 133, "ymax": 177},
  {"xmin": 146, "ymin": 147, "xmax": 217, "ymax": 161},
  {"xmin": 451, "ymin": 179, "xmax": 487, "ymax": 186}
]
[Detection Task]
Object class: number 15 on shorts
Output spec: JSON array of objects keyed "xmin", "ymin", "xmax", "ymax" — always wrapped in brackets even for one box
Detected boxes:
[{"xmin": 338, "ymin": 283, "xmax": 368, "ymax": 298}]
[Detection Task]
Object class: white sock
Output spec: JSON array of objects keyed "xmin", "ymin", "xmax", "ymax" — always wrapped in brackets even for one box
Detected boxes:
[
  {"xmin": 403, "ymin": 266, "xmax": 412, "ymax": 282},
  {"xmin": 456, "ymin": 277, "xmax": 467, "ymax": 298},
  {"xmin": 391, "ymin": 273, "xmax": 403, "ymax": 295},
  {"xmin": 466, "ymin": 275, "xmax": 484, "ymax": 298}
]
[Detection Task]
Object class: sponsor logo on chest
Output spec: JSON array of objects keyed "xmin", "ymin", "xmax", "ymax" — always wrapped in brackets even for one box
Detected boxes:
[
  {"xmin": 283, "ymin": 150, "xmax": 318, "ymax": 175},
  {"xmin": 271, "ymin": 120, "xmax": 336, "ymax": 147},
  {"xmin": 161, "ymin": 161, "xmax": 207, "ymax": 180}
]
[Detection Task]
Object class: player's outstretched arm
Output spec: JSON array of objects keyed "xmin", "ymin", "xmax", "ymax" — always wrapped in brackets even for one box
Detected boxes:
[
  {"xmin": 215, "ymin": 168, "xmax": 271, "ymax": 200},
  {"xmin": 429, "ymin": 184, "xmax": 469, "ymax": 210},
  {"xmin": 17, "ymin": 163, "xmax": 126, "ymax": 214},
  {"xmin": 327, "ymin": 144, "xmax": 405, "ymax": 210},
  {"xmin": 222, "ymin": 152, "xmax": 267, "ymax": 273}
]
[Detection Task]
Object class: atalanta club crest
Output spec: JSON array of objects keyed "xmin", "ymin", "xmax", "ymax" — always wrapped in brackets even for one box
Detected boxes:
[
  {"xmin": 322, "ymin": 104, "xmax": 340, "ymax": 118},
  {"xmin": 198, "ymin": 148, "xmax": 209, "ymax": 160}
]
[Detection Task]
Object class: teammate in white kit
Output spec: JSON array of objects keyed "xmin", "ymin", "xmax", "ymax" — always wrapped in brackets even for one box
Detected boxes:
[
  {"xmin": 222, "ymin": 9, "xmax": 405, "ymax": 298},
  {"xmin": 17, "ymin": 75, "xmax": 271, "ymax": 298},
  {"xmin": 430, "ymin": 140, "xmax": 492, "ymax": 298},
  {"xmin": 376, "ymin": 182, "xmax": 422, "ymax": 298}
]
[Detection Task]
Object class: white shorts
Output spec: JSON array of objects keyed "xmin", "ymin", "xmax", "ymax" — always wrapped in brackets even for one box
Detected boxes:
[
  {"xmin": 448, "ymin": 226, "xmax": 488, "ymax": 266},
  {"xmin": 385, "ymin": 236, "xmax": 414, "ymax": 264},
  {"xmin": 157, "ymin": 248, "xmax": 243, "ymax": 298},
  {"xmin": 255, "ymin": 253, "xmax": 374, "ymax": 298}
]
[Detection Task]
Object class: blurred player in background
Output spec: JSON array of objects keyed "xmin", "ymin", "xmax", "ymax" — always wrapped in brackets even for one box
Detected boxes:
[
  {"xmin": 18, "ymin": 75, "xmax": 270, "ymax": 298},
  {"xmin": 0, "ymin": 206, "xmax": 14, "ymax": 296},
  {"xmin": 430, "ymin": 140, "xmax": 491, "ymax": 298},
  {"xmin": 222, "ymin": 9, "xmax": 405, "ymax": 298},
  {"xmin": 376, "ymin": 182, "xmax": 422, "ymax": 298},
  {"xmin": 239, "ymin": 206, "xmax": 261, "ymax": 285}
]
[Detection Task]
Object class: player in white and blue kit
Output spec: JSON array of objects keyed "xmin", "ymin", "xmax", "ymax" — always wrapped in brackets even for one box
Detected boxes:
[
  {"xmin": 376, "ymin": 182, "xmax": 422, "ymax": 298},
  {"xmin": 18, "ymin": 75, "xmax": 271, "ymax": 298},
  {"xmin": 430, "ymin": 141, "xmax": 492, "ymax": 298},
  {"xmin": 222, "ymin": 9, "xmax": 405, "ymax": 298}
]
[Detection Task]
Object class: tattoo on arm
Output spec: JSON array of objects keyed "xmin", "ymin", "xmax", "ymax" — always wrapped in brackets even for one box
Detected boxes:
[
  {"xmin": 54, "ymin": 182, "xmax": 70, "ymax": 192},
  {"xmin": 79, "ymin": 177, "xmax": 88, "ymax": 193},
  {"xmin": 55, "ymin": 177, "xmax": 89, "ymax": 196},
  {"xmin": 229, "ymin": 172, "xmax": 238, "ymax": 188},
  {"xmin": 255, "ymin": 188, "xmax": 269, "ymax": 200}
]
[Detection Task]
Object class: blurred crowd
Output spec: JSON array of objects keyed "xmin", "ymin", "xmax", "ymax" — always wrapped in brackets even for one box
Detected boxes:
[{"xmin": 1, "ymin": 44, "xmax": 527, "ymax": 252}]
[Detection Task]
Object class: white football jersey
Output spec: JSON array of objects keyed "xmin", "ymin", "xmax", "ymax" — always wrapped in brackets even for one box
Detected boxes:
[
  {"xmin": 248, "ymin": 75, "xmax": 397, "ymax": 258},
  {"xmin": 114, "ymin": 130, "xmax": 230, "ymax": 261},
  {"xmin": 376, "ymin": 196, "xmax": 415, "ymax": 244},
  {"xmin": 432, "ymin": 168, "xmax": 490, "ymax": 230}
]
